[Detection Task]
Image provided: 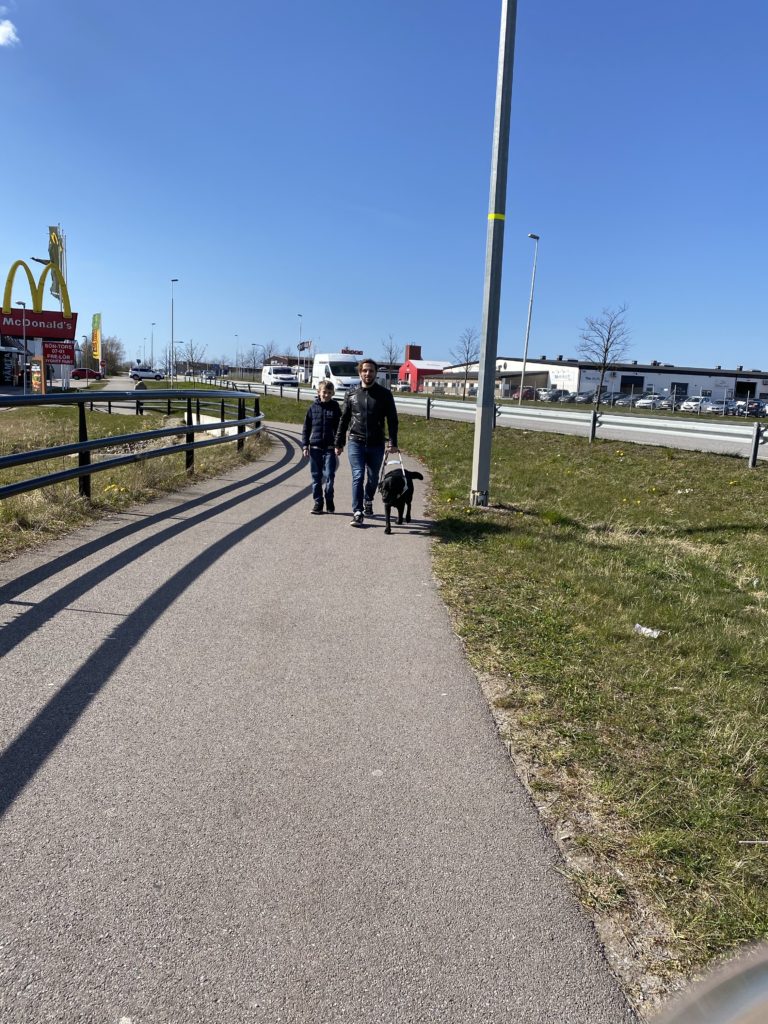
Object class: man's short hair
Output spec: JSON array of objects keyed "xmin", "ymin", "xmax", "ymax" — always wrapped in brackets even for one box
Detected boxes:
[{"xmin": 358, "ymin": 358, "xmax": 379, "ymax": 373}]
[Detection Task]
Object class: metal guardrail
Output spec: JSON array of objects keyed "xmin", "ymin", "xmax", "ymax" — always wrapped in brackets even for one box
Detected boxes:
[{"xmin": 0, "ymin": 389, "xmax": 263, "ymax": 501}]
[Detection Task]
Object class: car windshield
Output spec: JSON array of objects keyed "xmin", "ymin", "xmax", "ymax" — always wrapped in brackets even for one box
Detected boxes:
[
  {"xmin": 271, "ymin": 367, "xmax": 293, "ymax": 376},
  {"xmin": 329, "ymin": 362, "xmax": 359, "ymax": 376}
]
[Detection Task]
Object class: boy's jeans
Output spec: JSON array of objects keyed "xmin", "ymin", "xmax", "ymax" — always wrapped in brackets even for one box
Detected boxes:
[
  {"xmin": 347, "ymin": 441, "xmax": 385, "ymax": 514},
  {"xmin": 309, "ymin": 447, "xmax": 337, "ymax": 503}
]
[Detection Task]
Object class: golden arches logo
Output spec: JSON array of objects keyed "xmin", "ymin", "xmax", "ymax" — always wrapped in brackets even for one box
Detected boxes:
[{"xmin": 2, "ymin": 260, "xmax": 73, "ymax": 317}]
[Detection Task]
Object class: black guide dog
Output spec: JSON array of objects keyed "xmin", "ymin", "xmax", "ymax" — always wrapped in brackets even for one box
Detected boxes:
[{"xmin": 378, "ymin": 464, "xmax": 424, "ymax": 535}]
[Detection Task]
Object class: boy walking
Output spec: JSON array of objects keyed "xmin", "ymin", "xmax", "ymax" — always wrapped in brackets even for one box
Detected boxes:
[{"xmin": 302, "ymin": 381, "xmax": 342, "ymax": 514}]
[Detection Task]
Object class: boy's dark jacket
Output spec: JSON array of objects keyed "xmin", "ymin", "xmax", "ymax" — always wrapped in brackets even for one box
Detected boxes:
[{"xmin": 302, "ymin": 396, "xmax": 342, "ymax": 448}]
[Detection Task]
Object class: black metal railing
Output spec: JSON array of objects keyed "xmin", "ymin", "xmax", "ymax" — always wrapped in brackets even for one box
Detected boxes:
[{"xmin": 0, "ymin": 389, "xmax": 262, "ymax": 501}]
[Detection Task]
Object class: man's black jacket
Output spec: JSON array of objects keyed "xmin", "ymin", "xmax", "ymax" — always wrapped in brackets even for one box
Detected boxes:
[{"xmin": 335, "ymin": 383, "xmax": 398, "ymax": 449}]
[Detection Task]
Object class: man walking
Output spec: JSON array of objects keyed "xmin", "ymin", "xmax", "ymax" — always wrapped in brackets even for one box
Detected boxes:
[{"xmin": 334, "ymin": 359, "xmax": 398, "ymax": 526}]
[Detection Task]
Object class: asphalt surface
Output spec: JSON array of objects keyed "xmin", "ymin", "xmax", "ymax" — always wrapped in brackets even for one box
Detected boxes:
[{"xmin": 0, "ymin": 421, "xmax": 637, "ymax": 1024}]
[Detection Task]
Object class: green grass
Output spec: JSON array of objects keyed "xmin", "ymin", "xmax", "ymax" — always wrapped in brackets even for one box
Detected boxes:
[
  {"xmin": 397, "ymin": 416, "xmax": 767, "ymax": 993},
  {"xmin": 0, "ymin": 401, "xmax": 265, "ymax": 559}
]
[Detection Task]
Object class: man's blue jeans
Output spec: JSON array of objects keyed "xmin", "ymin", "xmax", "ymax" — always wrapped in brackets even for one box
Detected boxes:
[
  {"xmin": 347, "ymin": 441, "xmax": 385, "ymax": 514},
  {"xmin": 309, "ymin": 447, "xmax": 337, "ymax": 504}
]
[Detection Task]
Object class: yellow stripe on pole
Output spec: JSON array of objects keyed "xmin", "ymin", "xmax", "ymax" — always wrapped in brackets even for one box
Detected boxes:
[{"xmin": 488, "ymin": 213, "xmax": 506, "ymax": 220}]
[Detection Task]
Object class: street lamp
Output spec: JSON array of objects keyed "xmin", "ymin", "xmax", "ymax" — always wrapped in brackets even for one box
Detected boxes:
[
  {"xmin": 151, "ymin": 322, "xmax": 156, "ymax": 369},
  {"xmin": 298, "ymin": 313, "xmax": 303, "ymax": 381},
  {"xmin": 170, "ymin": 279, "xmax": 178, "ymax": 381},
  {"xmin": 518, "ymin": 233, "xmax": 540, "ymax": 406},
  {"xmin": 251, "ymin": 342, "xmax": 257, "ymax": 379},
  {"xmin": 17, "ymin": 301, "xmax": 27, "ymax": 395}
]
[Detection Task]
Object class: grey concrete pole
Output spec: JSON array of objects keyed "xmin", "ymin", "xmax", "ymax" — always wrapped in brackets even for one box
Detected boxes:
[
  {"xmin": 171, "ymin": 279, "xmax": 178, "ymax": 382},
  {"xmin": 470, "ymin": 0, "xmax": 518, "ymax": 506},
  {"xmin": 518, "ymin": 233, "xmax": 539, "ymax": 405}
]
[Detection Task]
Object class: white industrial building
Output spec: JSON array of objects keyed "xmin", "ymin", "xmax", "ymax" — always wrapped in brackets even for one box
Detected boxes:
[{"xmin": 432, "ymin": 355, "xmax": 768, "ymax": 402}]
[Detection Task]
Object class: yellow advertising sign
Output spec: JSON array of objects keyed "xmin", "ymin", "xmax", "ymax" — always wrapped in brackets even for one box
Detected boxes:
[
  {"xmin": 92, "ymin": 313, "xmax": 102, "ymax": 362},
  {"xmin": 2, "ymin": 260, "xmax": 72, "ymax": 317}
]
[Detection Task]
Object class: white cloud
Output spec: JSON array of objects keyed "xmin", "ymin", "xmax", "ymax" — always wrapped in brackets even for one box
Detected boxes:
[{"xmin": 0, "ymin": 18, "xmax": 19, "ymax": 46}]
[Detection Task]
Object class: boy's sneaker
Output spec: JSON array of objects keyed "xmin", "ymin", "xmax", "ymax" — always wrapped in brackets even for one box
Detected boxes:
[
  {"xmin": 326, "ymin": 497, "xmax": 335, "ymax": 513},
  {"xmin": 363, "ymin": 501, "xmax": 373, "ymax": 517},
  {"xmin": 350, "ymin": 511, "xmax": 363, "ymax": 527},
  {"xmin": 311, "ymin": 501, "xmax": 324, "ymax": 515}
]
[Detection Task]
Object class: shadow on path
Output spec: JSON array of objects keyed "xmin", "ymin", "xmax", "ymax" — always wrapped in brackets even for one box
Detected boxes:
[{"xmin": 0, "ymin": 431, "xmax": 307, "ymax": 818}]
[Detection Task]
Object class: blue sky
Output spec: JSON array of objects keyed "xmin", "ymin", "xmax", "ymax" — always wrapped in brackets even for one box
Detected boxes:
[{"xmin": 1, "ymin": 0, "xmax": 766, "ymax": 370}]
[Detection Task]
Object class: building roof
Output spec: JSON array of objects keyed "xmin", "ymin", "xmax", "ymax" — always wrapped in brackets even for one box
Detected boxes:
[{"xmin": 405, "ymin": 360, "xmax": 452, "ymax": 371}]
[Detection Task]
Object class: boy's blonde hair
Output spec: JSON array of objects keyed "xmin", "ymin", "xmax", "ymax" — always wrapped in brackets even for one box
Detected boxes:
[{"xmin": 317, "ymin": 380, "xmax": 335, "ymax": 395}]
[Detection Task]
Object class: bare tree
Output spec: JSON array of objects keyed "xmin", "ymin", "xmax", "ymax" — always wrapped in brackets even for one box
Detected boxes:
[
  {"xmin": 181, "ymin": 338, "xmax": 206, "ymax": 376},
  {"xmin": 101, "ymin": 335, "xmax": 126, "ymax": 374},
  {"xmin": 380, "ymin": 334, "xmax": 401, "ymax": 387},
  {"xmin": 577, "ymin": 305, "xmax": 631, "ymax": 410},
  {"xmin": 449, "ymin": 327, "xmax": 480, "ymax": 398}
]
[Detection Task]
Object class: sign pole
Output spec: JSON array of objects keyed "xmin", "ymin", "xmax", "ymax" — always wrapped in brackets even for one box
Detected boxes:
[{"xmin": 470, "ymin": 0, "xmax": 518, "ymax": 506}]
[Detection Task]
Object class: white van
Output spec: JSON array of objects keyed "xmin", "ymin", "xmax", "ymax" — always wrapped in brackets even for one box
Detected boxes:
[
  {"xmin": 311, "ymin": 353, "xmax": 362, "ymax": 396},
  {"xmin": 262, "ymin": 364, "xmax": 299, "ymax": 388}
]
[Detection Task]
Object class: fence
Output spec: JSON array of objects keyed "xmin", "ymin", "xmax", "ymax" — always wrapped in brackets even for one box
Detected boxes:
[{"xmin": 0, "ymin": 390, "xmax": 262, "ymax": 501}]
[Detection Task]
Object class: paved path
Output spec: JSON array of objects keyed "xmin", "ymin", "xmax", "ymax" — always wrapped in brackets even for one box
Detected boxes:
[{"xmin": 0, "ymin": 423, "xmax": 636, "ymax": 1024}]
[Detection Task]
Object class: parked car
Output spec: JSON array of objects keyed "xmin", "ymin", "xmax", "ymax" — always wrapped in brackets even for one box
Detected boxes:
[
  {"xmin": 557, "ymin": 391, "xmax": 577, "ymax": 403},
  {"xmin": 395, "ymin": 381, "xmax": 412, "ymax": 392},
  {"xmin": 680, "ymin": 396, "xmax": 707, "ymax": 412},
  {"xmin": 511, "ymin": 386, "xmax": 535, "ymax": 400},
  {"xmin": 129, "ymin": 366, "xmax": 165, "ymax": 381},
  {"xmin": 735, "ymin": 398, "xmax": 766, "ymax": 417},
  {"xmin": 202, "ymin": 370, "xmax": 216, "ymax": 380},
  {"xmin": 635, "ymin": 394, "xmax": 663, "ymax": 409},
  {"xmin": 599, "ymin": 392, "xmax": 623, "ymax": 406},
  {"xmin": 612, "ymin": 393, "xmax": 637, "ymax": 407},
  {"xmin": 71, "ymin": 368, "xmax": 102, "ymax": 380},
  {"xmin": 539, "ymin": 389, "xmax": 569, "ymax": 402},
  {"xmin": 702, "ymin": 399, "xmax": 737, "ymax": 415},
  {"xmin": 573, "ymin": 391, "xmax": 595, "ymax": 403}
]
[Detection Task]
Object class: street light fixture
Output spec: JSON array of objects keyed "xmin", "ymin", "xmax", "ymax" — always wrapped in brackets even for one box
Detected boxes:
[
  {"xmin": 17, "ymin": 301, "xmax": 27, "ymax": 396},
  {"xmin": 151, "ymin": 322, "xmax": 156, "ymax": 370},
  {"xmin": 518, "ymin": 233, "xmax": 540, "ymax": 407}
]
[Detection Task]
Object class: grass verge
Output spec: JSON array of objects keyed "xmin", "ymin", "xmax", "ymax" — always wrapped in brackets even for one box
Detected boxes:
[
  {"xmin": 0, "ymin": 399, "xmax": 267, "ymax": 561},
  {"xmin": 399, "ymin": 415, "xmax": 767, "ymax": 1012}
]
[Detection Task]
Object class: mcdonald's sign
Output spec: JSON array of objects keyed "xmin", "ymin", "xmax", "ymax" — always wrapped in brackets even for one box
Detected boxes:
[{"xmin": 1, "ymin": 260, "xmax": 78, "ymax": 340}]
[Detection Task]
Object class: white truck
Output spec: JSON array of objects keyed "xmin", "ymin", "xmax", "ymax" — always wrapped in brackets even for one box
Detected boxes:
[
  {"xmin": 311, "ymin": 353, "xmax": 362, "ymax": 396},
  {"xmin": 262, "ymin": 364, "xmax": 299, "ymax": 388}
]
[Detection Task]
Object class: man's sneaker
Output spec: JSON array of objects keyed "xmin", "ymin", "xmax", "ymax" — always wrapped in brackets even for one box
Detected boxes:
[
  {"xmin": 350, "ymin": 511, "xmax": 363, "ymax": 527},
  {"xmin": 326, "ymin": 497, "xmax": 335, "ymax": 514},
  {"xmin": 311, "ymin": 501, "xmax": 324, "ymax": 515},
  {"xmin": 363, "ymin": 501, "xmax": 374, "ymax": 517}
]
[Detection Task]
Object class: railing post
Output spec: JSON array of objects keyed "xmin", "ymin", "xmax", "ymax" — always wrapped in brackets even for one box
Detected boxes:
[
  {"xmin": 253, "ymin": 397, "xmax": 260, "ymax": 429},
  {"xmin": 186, "ymin": 397, "xmax": 194, "ymax": 474},
  {"xmin": 167, "ymin": 399, "xmax": 171, "ymax": 415},
  {"xmin": 589, "ymin": 409, "xmax": 598, "ymax": 443},
  {"xmin": 196, "ymin": 398, "xmax": 201, "ymax": 424},
  {"xmin": 108, "ymin": 400, "xmax": 112, "ymax": 414},
  {"xmin": 220, "ymin": 397, "xmax": 226, "ymax": 437},
  {"xmin": 78, "ymin": 401, "xmax": 91, "ymax": 499},
  {"xmin": 237, "ymin": 398, "xmax": 245, "ymax": 451},
  {"xmin": 748, "ymin": 421, "xmax": 761, "ymax": 468},
  {"xmin": 426, "ymin": 397, "xmax": 431, "ymax": 420}
]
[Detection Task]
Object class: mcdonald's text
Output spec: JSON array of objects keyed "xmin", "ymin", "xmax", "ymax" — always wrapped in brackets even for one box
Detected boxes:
[{"xmin": 1, "ymin": 310, "xmax": 79, "ymax": 341}]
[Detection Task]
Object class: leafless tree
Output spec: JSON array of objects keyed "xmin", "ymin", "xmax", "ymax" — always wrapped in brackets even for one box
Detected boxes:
[
  {"xmin": 181, "ymin": 339, "xmax": 206, "ymax": 376},
  {"xmin": 577, "ymin": 304, "xmax": 631, "ymax": 410},
  {"xmin": 100, "ymin": 336, "xmax": 126, "ymax": 375},
  {"xmin": 449, "ymin": 327, "xmax": 480, "ymax": 398},
  {"xmin": 380, "ymin": 334, "xmax": 401, "ymax": 387}
]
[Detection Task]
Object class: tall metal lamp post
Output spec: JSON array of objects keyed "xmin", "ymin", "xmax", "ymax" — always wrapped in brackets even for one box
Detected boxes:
[
  {"xmin": 17, "ymin": 301, "xmax": 27, "ymax": 395},
  {"xmin": 518, "ymin": 232, "xmax": 540, "ymax": 405},
  {"xmin": 251, "ymin": 342, "xmax": 257, "ymax": 379},
  {"xmin": 170, "ymin": 278, "xmax": 178, "ymax": 381},
  {"xmin": 297, "ymin": 313, "xmax": 303, "ymax": 381},
  {"xmin": 151, "ymin": 322, "xmax": 156, "ymax": 369}
]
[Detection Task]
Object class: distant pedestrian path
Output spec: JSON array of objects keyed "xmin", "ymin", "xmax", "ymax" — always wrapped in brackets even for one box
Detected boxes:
[{"xmin": 0, "ymin": 422, "xmax": 635, "ymax": 1023}]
